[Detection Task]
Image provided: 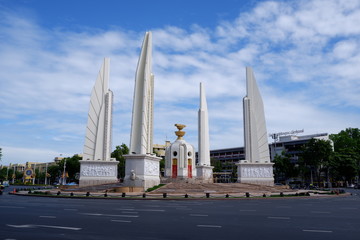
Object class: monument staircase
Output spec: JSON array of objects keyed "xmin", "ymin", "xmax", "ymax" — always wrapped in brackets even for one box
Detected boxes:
[{"xmin": 152, "ymin": 182, "xmax": 291, "ymax": 194}]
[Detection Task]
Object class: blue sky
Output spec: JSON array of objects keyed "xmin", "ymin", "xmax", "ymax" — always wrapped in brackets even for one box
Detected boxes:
[{"xmin": 1, "ymin": 0, "xmax": 360, "ymax": 165}]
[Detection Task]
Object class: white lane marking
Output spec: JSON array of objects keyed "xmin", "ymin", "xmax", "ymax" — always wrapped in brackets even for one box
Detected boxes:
[
  {"xmin": 122, "ymin": 211, "xmax": 138, "ymax": 214},
  {"xmin": 39, "ymin": 216, "xmax": 56, "ymax": 218},
  {"xmin": 340, "ymin": 207, "xmax": 358, "ymax": 210},
  {"xmin": 36, "ymin": 224, "xmax": 81, "ymax": 231},
  {"xmin": 116, "ymin": 208, "xmax": 164, "ymax": 212},
  {"xmin": 311, "ymin": 211, "xmax": 331, "ymax": 214},
  {"xmin": 7, "ymin": 224, "xmax": 35, "ymax": 228},
  {"xmin": 138, "ymin": 209, "xmax": 165, "ymax": 212},
  {"xmin": 64, "ymin": 209, "xmax": 78, "ymax": 211},
  {"xmin": 239, "ymin": 210, "xmax": 256, "ymax": 212},
  {"xmin": 276, "ymin": 206, "xmax": 292, "ymax": 208},
  {"xmin": 111, "ymin": 220, "xmax": 132, "ymax": 223},
  {"xmin": 267, "ymin": 217, "xmax": 291, "ymax": 220},
  {"xmin": 197, "ymin": 225, "xmax": 222, "ymax": 228},
  {"xmin": 7, "ymin": 224, "xmax": 81, "ymax": 231},
  {"xmin": 190, "ymin": 214, "xmax": 208, "ymax": 217},
  {"xmin": 80, "ymin": 213, "xmax": 139, "ymax": 218},
  {"xmin": 0, "ymin": 206, "xmax": 25, "ymax": 209},
  {"xmin": 176, "ymin": 208, "xmax": 192, "ymax": 210},
  {"xmin": 303, "ymin": 229, "xmax": 333, "ymax": 233}
]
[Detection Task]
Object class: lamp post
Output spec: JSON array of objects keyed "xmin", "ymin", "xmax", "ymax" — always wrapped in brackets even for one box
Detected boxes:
[
  {"xmin": 45, "ymin": 163, "xmax": 48, "ymax": 185},
  {"xmin": 32, "ymin": 163, "xmax": 36, "ymax": 185},
  {"xmin": 12, "ymin": 166, "xmax": 15, "ymax": 184},
  {"xmin": 62, "ymin": 159, "xmax": 67, "ymax": 185}
]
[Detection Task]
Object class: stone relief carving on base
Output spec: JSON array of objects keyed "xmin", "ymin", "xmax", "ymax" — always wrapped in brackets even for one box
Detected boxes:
[
  {"xmin": 81, "ymin": 164, "xmax": 116, "ymax": 177},
  {"xmin": 241, "ymin": 166, "xmax": 273, "ymax": 178},
  {"xmin": 145, "ymin": 160, "xmax": 159, "ymax": 176}
]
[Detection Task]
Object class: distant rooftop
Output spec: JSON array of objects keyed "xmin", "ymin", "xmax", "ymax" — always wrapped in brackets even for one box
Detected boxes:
[{"xmin": 278, "ymin": 133, "xmax": 328, "ymax": 143}]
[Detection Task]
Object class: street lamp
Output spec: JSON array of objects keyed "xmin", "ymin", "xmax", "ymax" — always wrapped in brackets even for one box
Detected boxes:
[
  {"xmin": 32, "ymin": 163, "xmax": 36, "ymax": 185},
  {"xmin": 12, "ymin": 166, "xmax": 15, "ymax": 184},
  {"xmin": 45, "ymin": 163, "xmax": 48, "ymax": 185},
  {"xmin": 62, "ymin": 159, "xmax": 67, "ymax": 185}
]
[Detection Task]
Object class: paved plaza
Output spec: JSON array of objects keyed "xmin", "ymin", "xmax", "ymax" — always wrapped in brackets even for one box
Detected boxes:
[{"xmin": 54, "ymin": 182, "xmax": 296, "ymax": 198}]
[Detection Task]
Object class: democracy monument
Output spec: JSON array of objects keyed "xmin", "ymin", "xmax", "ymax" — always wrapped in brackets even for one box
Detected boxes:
[{"xmin": 79, "ymin": 31, "xmax": 274, "ymax": 189}]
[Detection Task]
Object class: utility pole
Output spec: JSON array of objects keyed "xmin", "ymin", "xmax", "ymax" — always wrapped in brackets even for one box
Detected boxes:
[
  {"xmin": 62, "ymin": 159, "xmax": 67, "ymax": 185},
  {"xmin": 32, "ymin": 163, "xmax": 36, "ymax": 185},
  {"xmin": 12, "ymin": 166, "xmax": 15, "ymax": 184},
  {"xmin": 45, "ymin": 163, "xmax": 48, "ymax": 185}
]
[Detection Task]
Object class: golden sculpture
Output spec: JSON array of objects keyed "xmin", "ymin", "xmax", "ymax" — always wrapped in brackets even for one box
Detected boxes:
[{"xmin": 175, "ymin": 124, "xmax": 186, "ymax": 140}]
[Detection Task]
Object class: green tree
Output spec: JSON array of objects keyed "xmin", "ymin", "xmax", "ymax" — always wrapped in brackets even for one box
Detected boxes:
[
  {"xmin": 5, "ymin": 168, "xmax": 23, "ymax": 183},
  {"xmin": 58, "ymin": 155, "xmax": 81, "ymax": 183},
  {"xmin": 300, "ymin": 138, "xmax": 333, "ymax": 186},
  {"xmin": 330, "ymin": 153, "xmax": 357, "ymax": 183},
  {"xmin": 47, "ymin": 165, "xmax": 60, "ymax": 184},
  {"xmin": 111, "ymin": 144, "xmax": 129, "ymax": 180},
  {"xmin": 0, "ymin": 167, "xmax": 8, "ymax": 181},
  {"xmin": 330, "ymin": 128, "xmax": 360, "ymax": 183},
  {"xmin": 14, "ymin": 171, "xmax": 23, "ymax": 183},
  {"xmin": 7, "ymin": 168, "xmax": 14, "ymax": 181},
  {"xmin": 273, "ymin": 151, "xmax": 299, "ymax": 184},
  {"xmin": 210, "ymin": 158, "xmax": 223, "ymax": 172}
]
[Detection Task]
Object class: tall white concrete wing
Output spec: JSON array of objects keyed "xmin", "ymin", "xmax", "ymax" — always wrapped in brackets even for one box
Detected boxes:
[
  {"xmin": 83, "ymin": 58, "xmax": 113, "ymax": 161},
  {"xmin": 198, "ymin": 82, "xmax": 211, "ymax": 166},
  {"xmin": 80, "ymin": 58, "xmax": 117, "ymax": 187},
  {"xmin": 124, "ymin": 31, "xmax": 160, "ymax": 190},
  {"xmin": 129, "ymin": 32, "xmax": 154, "ymax": 155},
  {"xmin": 243, "ymin": 67, "xmax": 270, "ymax": 163}
]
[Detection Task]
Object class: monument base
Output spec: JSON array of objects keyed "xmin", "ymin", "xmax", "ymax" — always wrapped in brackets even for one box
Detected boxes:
[
  {"xmin": 236, "ymin": 162, "xmax": 274, "ymax": 186},
  {"xmin": 123, "ymin": 154, "xmax": 161, "ymax": 191},
  {"xmin": 196, "ymin": 165, "xmax": 214, "ymax": 183},
  {"xmin": 79, "ymin": 160, "xmax": 118, "ymax": 187}
]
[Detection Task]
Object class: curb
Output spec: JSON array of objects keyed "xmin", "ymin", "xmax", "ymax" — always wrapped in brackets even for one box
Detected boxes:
[{"xmin": 8, "ymin": 191, "xmax": 351, "ymax": 201}]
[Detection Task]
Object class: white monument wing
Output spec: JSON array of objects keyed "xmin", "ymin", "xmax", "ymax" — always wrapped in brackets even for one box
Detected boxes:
[
  {"xmin": 129, "ymin": 32, "xmax": 154, "ymax": 155},
  {"xmin": 83, "ymin": 58, "xmax": 112, "ymax": 161},
  {"xmin": 243, "ymin": 67, "xmax": 270, "ymax": 163}
]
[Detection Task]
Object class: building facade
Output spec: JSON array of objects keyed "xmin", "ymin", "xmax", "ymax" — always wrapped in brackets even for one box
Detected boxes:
[{"xmin": 197, "ymin": 133, "xmax": 330, "ymax": 182}]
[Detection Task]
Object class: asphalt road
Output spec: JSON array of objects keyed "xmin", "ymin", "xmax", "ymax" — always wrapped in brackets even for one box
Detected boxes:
[{"xmin": 1, "ymin": 186, "xmax": 360, "ymax": 240}]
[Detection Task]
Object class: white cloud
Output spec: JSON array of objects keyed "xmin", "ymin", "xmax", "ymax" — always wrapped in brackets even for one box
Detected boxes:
[
  {"xmin": 332, "ymin": 40, "xmax": 358, "ymax": 59},
  {"xmin": 1, "ymin": 145, "xmax": 73, "ymax": 165}
]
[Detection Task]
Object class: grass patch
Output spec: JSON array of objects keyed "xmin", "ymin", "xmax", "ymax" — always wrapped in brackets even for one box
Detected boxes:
[{"xmin": 146, "ymin": 184, "xmax": 165, "ymax": 192}]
